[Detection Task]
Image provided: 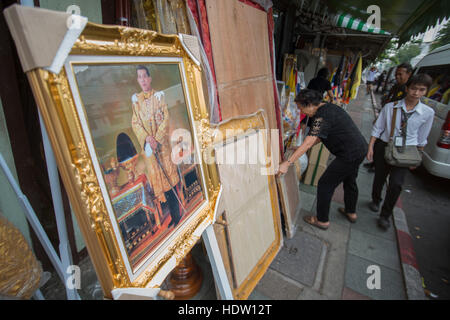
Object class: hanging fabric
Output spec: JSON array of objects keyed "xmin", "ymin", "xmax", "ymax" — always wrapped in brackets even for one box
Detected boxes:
[{"xmin": 185, "ymin": 1, "xmax": 221, "ymax": 123}]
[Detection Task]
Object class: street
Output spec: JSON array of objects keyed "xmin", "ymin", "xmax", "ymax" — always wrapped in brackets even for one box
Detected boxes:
[{"xmin": 401, "ymin": 165, "xmax": 450, "ymax": 299}]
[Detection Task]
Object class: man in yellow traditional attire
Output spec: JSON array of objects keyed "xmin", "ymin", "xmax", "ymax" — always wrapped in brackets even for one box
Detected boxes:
[{"xmin": 131, "ymin": 65, "xmax": 182, "ymax": 228}]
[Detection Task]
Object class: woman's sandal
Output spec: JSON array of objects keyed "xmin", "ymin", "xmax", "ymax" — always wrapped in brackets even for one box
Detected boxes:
[
  {"xmin": 338, "ymin": 207, "xmax": 357, "ymax": 223},
  {"xmin": 303, "ymin": 215, "xmax": 329, "ymax": 230}
]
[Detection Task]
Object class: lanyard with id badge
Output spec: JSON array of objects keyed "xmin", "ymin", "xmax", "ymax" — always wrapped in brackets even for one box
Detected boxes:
[
  {"xmin": 384, "ymin": 104, "xmax": 422, "ymax": 167},
  {"xmin": 395, "ymin": 107, "xmax": 415, "ymax": 149}
]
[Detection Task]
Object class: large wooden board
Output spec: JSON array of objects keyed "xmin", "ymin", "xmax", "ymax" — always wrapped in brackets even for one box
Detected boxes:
[
  {"xmin": 205, "ymin": 0, "xmax": 277, "ymax": 131},
  {"xmin": 210, "ymin": 111, "xmax": 282, "ymax": 300}
]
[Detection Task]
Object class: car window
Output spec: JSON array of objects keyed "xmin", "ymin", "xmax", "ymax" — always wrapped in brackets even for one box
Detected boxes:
[
  {"xmin": 417, "ymin": 65, "xmax": 450, "ymax": 105},
  {"xmin": 416, "ymin": 65, "xmax": 450, "ymax": 119}
]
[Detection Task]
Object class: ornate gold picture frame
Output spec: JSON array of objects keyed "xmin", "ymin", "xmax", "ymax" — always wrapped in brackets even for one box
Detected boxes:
[{"xmin": 25, "ymin": 23, "xmax": 221, "ymax": 298}]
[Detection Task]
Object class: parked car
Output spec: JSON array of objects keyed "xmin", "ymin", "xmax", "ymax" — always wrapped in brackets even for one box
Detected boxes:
[{"xmin": 414, "ymin": 44, "xmax": 450, "ymax": 179}]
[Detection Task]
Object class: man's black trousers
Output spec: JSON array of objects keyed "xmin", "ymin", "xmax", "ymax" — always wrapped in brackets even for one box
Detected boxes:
[{"xmin": 371, "ymin": 139, "xmax": 408, "ymax": 218}]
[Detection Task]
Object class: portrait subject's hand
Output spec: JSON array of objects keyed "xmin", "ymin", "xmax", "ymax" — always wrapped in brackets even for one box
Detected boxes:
[{"xmin": 146, "ymin": 136, "xmax": 158, "ymax": 151}]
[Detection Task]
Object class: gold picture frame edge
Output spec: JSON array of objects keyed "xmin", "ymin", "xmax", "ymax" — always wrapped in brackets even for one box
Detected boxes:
[{"xmin": 25, "ymin": 22, "xmax": 221, "ymax": 298}]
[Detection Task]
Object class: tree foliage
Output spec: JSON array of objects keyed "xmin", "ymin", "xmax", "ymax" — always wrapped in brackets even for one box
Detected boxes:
[
  {"xmin": 376, "ymin": 38, "xmax": 422, "ymax": 66},
  {"xmin": 395, "ymin": 43, "xmax": 422, "ymax": 64}
]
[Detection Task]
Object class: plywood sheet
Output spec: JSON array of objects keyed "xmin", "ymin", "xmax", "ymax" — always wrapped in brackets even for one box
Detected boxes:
[
  {"xmin": 214, "ymin": 137, "xmax": 271, "ymax": 224},
  {"xmin": 224, "ymin": 184, "xmax": 275, "ymax": 286},
  {"xmin": 218, "ymin": 79, "xmax": 277, "ymax": 131},
  {"xmin": 213, "ymin": 128, "xmax": 281, "ymax": 299},
  {"xmin": 205, "ymin": 0, "xmax": 271, "ymax": 84},
  {"xmin": 205, "ymin": 0, "xmax": 277, "ymax": 131}
]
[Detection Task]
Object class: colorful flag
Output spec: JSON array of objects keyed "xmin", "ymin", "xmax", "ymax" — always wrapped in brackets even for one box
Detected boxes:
[
  {"xmin": 350, "ymin": 54, "xmax": 362, "ymax": 100},
  {"xmin": 331, "ymin": 54, "xmax": 345, "ymax": 89},
  {"xmin": 343, "ymin": 54, "xmax": 362, "ymax": 103}
]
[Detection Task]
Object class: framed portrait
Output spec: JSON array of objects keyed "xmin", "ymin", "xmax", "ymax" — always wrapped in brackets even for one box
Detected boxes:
[{"xmin": 24, "ymin": 22, "xmax": 221, "ymax": 298}]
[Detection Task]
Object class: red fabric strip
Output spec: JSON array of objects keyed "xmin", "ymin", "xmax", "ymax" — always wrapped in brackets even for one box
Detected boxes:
[{"xmin": 187, "ymin": 0, "xmax": 222, "ymax": 121}]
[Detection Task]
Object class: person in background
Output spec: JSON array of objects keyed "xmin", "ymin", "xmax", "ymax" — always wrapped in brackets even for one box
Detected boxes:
[
  {"xmin": 366, "ymin": 66, "xmax": 377, "ymax": 94},
  {"xmin": 307, "ymin": 67, "xmax": 336, "ymax": 103},
  {"xmin": 367, "ymin": 74, "xmax": 434, "ymax": 230},
  {"xmin": 364, "ymin": 62, "xmax": 413, "ymax": 172},
  {"xmin": 375, "ymin": 71, "xmax": 387, "ymax": 93},
  {"xmin": 278, "ymin": 89, "xmax": 367, "ymax": 230},
  {"xmin": 381, "ymin": 62, "xmax": 413, "ymax": 108}
]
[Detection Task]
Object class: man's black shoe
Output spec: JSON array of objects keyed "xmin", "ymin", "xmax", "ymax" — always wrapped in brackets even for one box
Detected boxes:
[
  {"xmin": 377, "ymin": 216, "xmax": 390, "ymax": 230},
  {"xmin": 369, "ymin": 201, "xmax": 380, "ymax": 212}
]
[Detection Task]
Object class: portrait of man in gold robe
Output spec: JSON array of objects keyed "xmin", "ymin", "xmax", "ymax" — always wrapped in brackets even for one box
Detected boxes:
[{"xmin": 131, "ymin": 65, "xmax": 183, "ymax": 228}]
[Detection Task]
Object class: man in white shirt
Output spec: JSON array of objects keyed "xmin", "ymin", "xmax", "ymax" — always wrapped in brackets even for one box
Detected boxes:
[
  {"xmin": 366, "ymin": 66, "xmax": 377, "ymax": 94},
  {"xmin": 366, "ymin": 74, "xmax": 434, "ymax": 230}
]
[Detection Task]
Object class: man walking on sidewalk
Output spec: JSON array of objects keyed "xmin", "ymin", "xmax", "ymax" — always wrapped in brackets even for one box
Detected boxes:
[
  {"xmin": 366, "ymin": 66, "xmax": 377, "ymax": 95},
  {"xmin": 364, "ymin": 63, "xmax": 413, "ymax": 172},
  {"xmin": 366, "ymin": 74, "xmax": 434, "ymax": 230},
  {"xmin": 381, "ymin": 62, "xmax": 413, "ymax": 108}
]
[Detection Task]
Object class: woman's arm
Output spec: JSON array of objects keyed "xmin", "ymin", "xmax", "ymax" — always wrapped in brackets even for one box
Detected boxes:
[{"xmin": 278, "ymin": 135, "xmax": 320, "ymax": 174}]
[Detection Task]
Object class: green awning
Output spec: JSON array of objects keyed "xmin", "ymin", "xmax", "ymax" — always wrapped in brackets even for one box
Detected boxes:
[
  {"xmin": 325, "ymin": 0, "xmax": 450, "ymax": 44},
  {"xmin": 333, "ymin": 13, "xmax": 390, "ymax": 35},
  {"xmin": 396, "ymin": 0, "xmax": 450, "ymax": 44}
]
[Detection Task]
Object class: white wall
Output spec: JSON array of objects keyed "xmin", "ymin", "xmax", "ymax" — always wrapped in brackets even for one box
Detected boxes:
[{"xmin": 0, "ymin": 98, "xmax": 32, "ymax": 245}]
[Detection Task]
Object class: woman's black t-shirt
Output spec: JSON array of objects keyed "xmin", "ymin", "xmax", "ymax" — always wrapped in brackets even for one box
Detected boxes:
[{"xmin": 308, "ymin": 103, "xmax": 368, "ymax": 163}]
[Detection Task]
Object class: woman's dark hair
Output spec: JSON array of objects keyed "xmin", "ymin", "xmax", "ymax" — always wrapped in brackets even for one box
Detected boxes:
[
  {"xmin": 317, "ymin": 67, "xmax": 329, "ymax": 79},
  {"xmin": 136, "ymin": 65, "xmax": 150, "ymax": 76},
  {"xmin": 405, "ymin": 73, "xmax": 433, "ymax": 90},
  {"xmin": 294, "ymin": 89, "xmax": 323, "ymax": 106},
  {"xmin": 397, "ymin": 62, "xmax": 413, "ymax": 74}
]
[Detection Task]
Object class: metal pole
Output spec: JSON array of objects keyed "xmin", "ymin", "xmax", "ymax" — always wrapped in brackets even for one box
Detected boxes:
[{"xmin": 38, "ymin": 112, "xmax": 80, "ymax": 300}]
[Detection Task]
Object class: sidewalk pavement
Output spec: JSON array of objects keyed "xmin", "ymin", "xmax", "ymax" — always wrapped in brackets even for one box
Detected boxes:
[{"xmin": 248, "ymin": 89, "xmax": 426, "ymax": 300}]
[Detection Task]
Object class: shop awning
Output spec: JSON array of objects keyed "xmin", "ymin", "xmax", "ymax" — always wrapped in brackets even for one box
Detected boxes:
[
  {"xmin": 333, "ymin": 13, "xmax": 390, "ymax": 35},
  {"xmin": 325, "ymin": 0, "xmax": 450, "ymax": 44}
]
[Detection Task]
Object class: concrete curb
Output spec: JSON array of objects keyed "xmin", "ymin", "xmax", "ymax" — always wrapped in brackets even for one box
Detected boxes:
[{"xmin": 392, "ymin": 207, "xmax": 426, "ymax": 300}]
